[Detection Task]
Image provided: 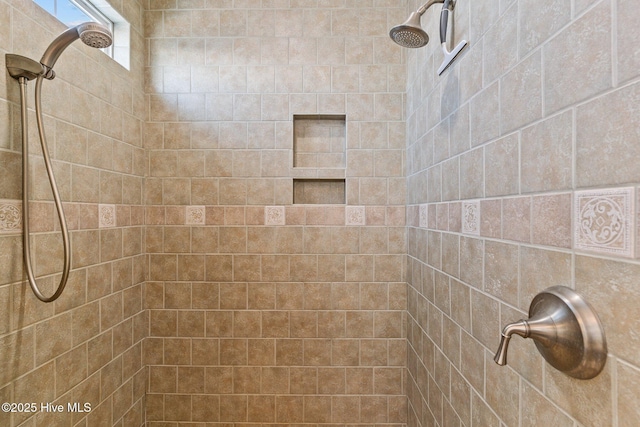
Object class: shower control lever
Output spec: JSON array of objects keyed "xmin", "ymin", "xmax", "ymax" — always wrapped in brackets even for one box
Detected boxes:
[{"xmin": 494, "ymin": 286, "xmax": 607, "ymax": 379}]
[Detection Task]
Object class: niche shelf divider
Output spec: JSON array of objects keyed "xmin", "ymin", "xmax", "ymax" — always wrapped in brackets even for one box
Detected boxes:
[{"xmin": 292, "ymin": 114, "xmax": 346, "ymax": 205}]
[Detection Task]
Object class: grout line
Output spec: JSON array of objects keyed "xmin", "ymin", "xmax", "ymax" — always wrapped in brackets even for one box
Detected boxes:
[{"xmin": 610, "ymin": 0, "xmax": 618, "ymax": 88}]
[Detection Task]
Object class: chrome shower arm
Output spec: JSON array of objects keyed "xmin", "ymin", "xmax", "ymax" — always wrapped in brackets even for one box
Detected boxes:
[{"xmin": 417, "ymin": 0, "xmax": 445, "ymax": 15}]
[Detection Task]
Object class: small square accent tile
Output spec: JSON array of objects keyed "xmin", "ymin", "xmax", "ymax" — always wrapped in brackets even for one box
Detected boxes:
[
  {"xmin": 462, "ymin": 201, "xmax": 480, "ymax": 235},
  {"xmin": 99, "ymin": 204, "xmax": 116, "ymax": 228},
  {"xmin": 575, "ymin": 187, "xmax": 635, "ymax": 257},
  {"xmin": 0, "ymin": 200, "xmax": 21, "ymax": 233},
  {"xmin": 419, "ymin": 204, "xmax": 428, "ymax": 228},
  {"xmin": 265, "ymin": 206, "xmax": 286, "ymax": 225},
  {"xmin": 186, "ymin": 206, "xmax": 206, "ymax": 225},
  {"xmin": 346, "ymin": 206, "xmax": 365, "ymax": 226}
]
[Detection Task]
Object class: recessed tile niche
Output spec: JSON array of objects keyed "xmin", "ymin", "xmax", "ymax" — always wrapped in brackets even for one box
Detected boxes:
[
  {"xmin": 293, "ymin": 115, "xmax": 346, "ymax": 204},
  {"xmin": 293, "ymin": 179, "xmax": 346, "ymax": 204},
  {"xmin": 293, "ymin": 114, "xmax": 346, "ymax": 169}
]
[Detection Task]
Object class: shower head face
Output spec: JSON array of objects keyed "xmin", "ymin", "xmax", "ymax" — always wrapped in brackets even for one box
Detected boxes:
[
  {"xmin": 390, "ymin": 25, "xmax": 429, "ymax": 48},
  {"xmin": 77, "ymin": 22, "xmax": 113, "ymax": 49},
  {"xmin": 389, "ymin": 12, "xmax": 429, "ymax": 48}
]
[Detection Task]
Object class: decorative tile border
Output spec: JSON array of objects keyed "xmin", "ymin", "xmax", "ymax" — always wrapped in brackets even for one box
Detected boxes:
[
  {"xmin": 99, "ymin": 204, "xmax": 116, "ymax": 228},
  {"xmin": 462, "ymin": 201, "xmax": 480, "ymax": 235},
  {"xmin": 345, "ymin": 206, "xmax": 365, "ymax": 226},
  {"xmin": 574, "ymin": 187, "xmax": 635, "ymax": 257},
  {"xmin": 186, "ymin": 205, "xmax": 206, "ymax": 225},
  {"xmin": 0, "ymin": 200, "xmax": 21, "ymax": 233},
  {"xmin": 265, "ymin": 206, "xmax": 286, "ymax": 225}
]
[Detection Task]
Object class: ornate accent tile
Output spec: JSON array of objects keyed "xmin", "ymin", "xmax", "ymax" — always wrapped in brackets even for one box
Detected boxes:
[
  {"xmin": 0, "ymin": 200, "xmax": 21, "ymax": 233},
  {"xmin": 419, "ymin": 204, "xmax": 428, "ymax": 228},
  {"xmin": 265, "ymin": 206, "xmax": 286, "ymax": 226},
  {"xmin": 575, "ymin": 188, "xmax": 635, "ymax": 257},
  {"xmin": 186, "ymin": 205, "xmax": 206, "ymax": 225},
  {"xmin": 462, "ymin": 201, "xmax": 480, "ymax": 235},
  {"xmin": 346, "ymin": 206, "xmax": 365, "ymax": 226},
  {"xmin": 99, "ymin": 204, "xmax": 116, "ymax": 228}
]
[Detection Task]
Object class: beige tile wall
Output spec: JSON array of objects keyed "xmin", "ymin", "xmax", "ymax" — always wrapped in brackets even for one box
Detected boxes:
[
  {"xmin": 0, "ymin": 1, "xmax": 146, "ymax": 426},
  {"xmin": 7, "ymin": 0, "xmax": 636, "ymax": 425},
  {"xmin": 406, "ymin": 0, "xmax": 640, "ymax": 426},
  {"xmin": 144, "ymin": 0, "xmax": 408, "ymax": 425}
]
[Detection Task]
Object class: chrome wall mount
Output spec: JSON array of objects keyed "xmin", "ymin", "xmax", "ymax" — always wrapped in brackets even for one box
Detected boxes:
[{"xmin": 494, "ymin": 286, "xmax": 607, "ymax": 380}]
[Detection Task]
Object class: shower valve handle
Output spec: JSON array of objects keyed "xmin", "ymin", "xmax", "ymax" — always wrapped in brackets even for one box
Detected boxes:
[
  {"xmin": 493, "ymin": 314, "xmax": 558, "ymax": 366},
  {"xmin": 494, "ymin": 286, "xmax": 607, "ymax": 380}
]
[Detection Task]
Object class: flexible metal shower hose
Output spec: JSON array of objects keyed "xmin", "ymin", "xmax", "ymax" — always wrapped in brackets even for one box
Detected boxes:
[{"xmin": 18, "ymin": 74, "xmax": 71, "ymax": 302}]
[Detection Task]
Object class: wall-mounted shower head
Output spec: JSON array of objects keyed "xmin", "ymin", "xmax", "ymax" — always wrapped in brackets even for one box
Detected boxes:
[
  {"xmin": 390, "ymin": 0, "xmax": 468, "ymax": 75},
  {"xmin": 389, "ymin": 12, "xmax": 429, "ymax": 48},
  {"xmin": 40, "ymin": 22, "xmax": 113, "ymax": 77},
  {"xmin": 389, "ymin": 0, "xmax": 444, "ymax": 49}
]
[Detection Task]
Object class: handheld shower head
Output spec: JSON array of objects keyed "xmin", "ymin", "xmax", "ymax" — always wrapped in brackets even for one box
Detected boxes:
[
  {"xmin": 40, "ymin": 22, "xmax": 113, "ymax": 78},
  {"xmin": 389, "ymin": 12, "xmax": 429, "ymax": 48}
]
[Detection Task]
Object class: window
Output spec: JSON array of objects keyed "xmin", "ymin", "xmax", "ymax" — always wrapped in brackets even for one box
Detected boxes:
[
  {"xmin": 34, "ymin": 0, "xmax": 109, "ymax": 28},
  {"xmin": 33, "ymin": 0, "xmax": 130, "ymax": 70}
]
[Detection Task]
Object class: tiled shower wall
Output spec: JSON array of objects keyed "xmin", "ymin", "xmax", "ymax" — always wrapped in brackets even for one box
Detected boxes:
[
  {"xmin": 143, "ymin": 1, "xmax": 408, "ymax": 425},
  {"xmin": 0, "ymin": 1, "xmax": 146, "ymax": 426},
  {"xmin": 405, "ymin": 0, "xmax": 640, "ymax": 426}
]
